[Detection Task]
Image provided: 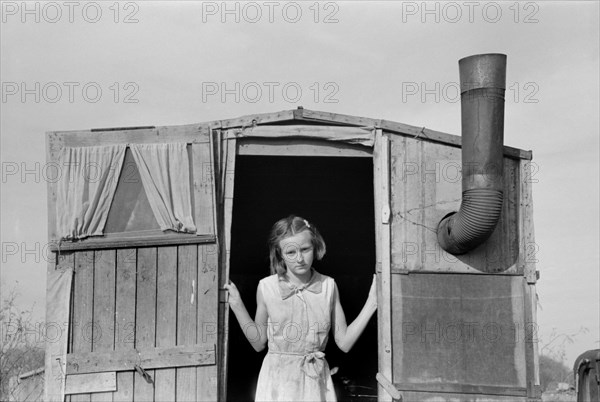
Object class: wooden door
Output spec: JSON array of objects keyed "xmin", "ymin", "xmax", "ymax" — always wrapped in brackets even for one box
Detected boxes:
[
  {"xmin": 46, "ymin": 124, "xmax": 220, "ymax": 401},
  {"xmin": 373, "ymin": 132, "xmax": 539, "ymax": 401}
]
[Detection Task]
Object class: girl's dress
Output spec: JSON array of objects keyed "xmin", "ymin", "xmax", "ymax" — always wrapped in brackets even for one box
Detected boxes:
[{"xmin": 255, "ymin": 269, "xmax": 337, "ymax": 401}]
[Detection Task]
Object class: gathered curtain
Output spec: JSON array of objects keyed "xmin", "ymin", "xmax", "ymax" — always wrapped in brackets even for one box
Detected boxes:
[
  {"xmin": 129, "ymin": 143, "xmax": 197, "ymax": 233},
  {"xmin": 56, "ymin": 145, "xmax": 126, "ymax": 240}
]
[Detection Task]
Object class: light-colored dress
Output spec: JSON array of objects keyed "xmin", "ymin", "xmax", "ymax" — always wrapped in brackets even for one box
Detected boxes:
[{"xmin": 255, "ymin": 269, "xmax": 337, "ymax": 402}]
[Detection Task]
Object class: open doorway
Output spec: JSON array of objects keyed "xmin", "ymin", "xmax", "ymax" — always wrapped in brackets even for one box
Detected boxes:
[{"xmin": 227, "ymin": 154, "xmax": 377, "ymax": 401}]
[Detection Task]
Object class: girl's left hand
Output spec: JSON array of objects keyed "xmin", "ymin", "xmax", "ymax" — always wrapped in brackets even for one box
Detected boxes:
[{"xmin": 367, "ymin": 274, "xmax": 377, "ymax": 310}]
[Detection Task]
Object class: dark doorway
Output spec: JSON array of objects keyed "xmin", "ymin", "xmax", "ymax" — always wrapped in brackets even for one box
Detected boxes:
[{"xmin": 227, "ymin": 154, "xmax": 377, "ymax": 401}]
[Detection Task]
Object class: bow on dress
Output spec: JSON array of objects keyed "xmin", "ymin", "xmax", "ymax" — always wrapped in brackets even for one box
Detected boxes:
[{"xmin": 277, "ymin": 270, "xmax": 323, "ymax": 300}]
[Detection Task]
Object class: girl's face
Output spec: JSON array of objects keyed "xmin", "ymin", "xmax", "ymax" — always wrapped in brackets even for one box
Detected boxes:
[{"xmin": 279, "ymin": 230, "xmax": 314, "ymax": 277}]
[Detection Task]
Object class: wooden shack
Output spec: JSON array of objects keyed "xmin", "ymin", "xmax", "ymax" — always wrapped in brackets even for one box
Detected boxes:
[{"xmin": 44, "ymin": 57, "xmax": 540, "ymax": 402}]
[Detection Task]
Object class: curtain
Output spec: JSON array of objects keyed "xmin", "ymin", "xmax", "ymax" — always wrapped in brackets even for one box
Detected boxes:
[
  {"xmin": 129, "ymin": 143, "xmax": 196, "ymax": 233},
  {"xmin": 56, "ymin": 145, "xmax": 126, "ymax": 240}
]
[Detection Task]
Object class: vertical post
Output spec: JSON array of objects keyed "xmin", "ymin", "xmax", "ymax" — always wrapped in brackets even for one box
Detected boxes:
[
  {"xmin": 520, "ymin": 159, "xmax": 540, "ymax": 398},
  {"xmin": 374, "ymin": 130, "xmax": 395, "ymax": 401},
  {"xmin": 218, "ymin": 131, "xmax": 237, "ymax": 401}
]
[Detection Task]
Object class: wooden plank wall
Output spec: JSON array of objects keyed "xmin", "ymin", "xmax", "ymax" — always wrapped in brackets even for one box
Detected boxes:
[
  {"xmin": 67, "ymin": 244, "xmax": 218, "ymax": 402},
  {"xmin": 390, "ymin": 136, "xmax": 520, "ymax": 274},
  {"xmin": 387, "ymin": 133, "xmax": 536, "ymax": 400}
]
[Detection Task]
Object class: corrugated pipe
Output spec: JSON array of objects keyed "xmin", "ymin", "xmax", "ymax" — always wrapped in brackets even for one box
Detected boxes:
[{"xmin": 437, "ymin": 54, "xmax": 507, "ymax": 255}]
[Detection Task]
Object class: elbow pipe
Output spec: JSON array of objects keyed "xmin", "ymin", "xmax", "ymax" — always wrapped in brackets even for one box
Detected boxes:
[{"xmin": 437, "ymin": 54, "xmax": 507, "ymax": 255}]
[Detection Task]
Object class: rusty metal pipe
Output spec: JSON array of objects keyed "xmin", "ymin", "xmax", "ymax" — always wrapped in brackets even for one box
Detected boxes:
[{"xmin": 437, "ymin": 54, "xmax": 507, "ymax": 255}]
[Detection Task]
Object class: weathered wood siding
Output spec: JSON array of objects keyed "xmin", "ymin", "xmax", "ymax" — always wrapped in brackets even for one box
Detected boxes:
[
  {"xmin": 386, "ymin": 133, "xmax": 538, "ymax": 400},
  {"xmin": 390, "ymin": 136, "xmax": 522, "ymax": 274},
  {"xmin": 64, "ymin": 244, "xmax": 218, "ymax": 401}
]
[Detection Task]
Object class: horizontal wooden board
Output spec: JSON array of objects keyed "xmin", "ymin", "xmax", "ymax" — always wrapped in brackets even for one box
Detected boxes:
[
  {"xmin": 394, "ymin": 382, "xmax": 527, "ymax": 397},
  {"xmin": 47, "ymin": 124, "xmax": 209, "ymax": 146},
  {"xmin": 229, "ymin": 124, "xmax": 374, "ymax": 145},
  {"xmin": 397, "ymin": 390, "xmax": 528, "ymax": 402},
  {"xmin": 238, "ymin": 137, "xmax": 372, "ymax": 158},
  {"xmin": 66, "ymin": 344, "xmax": 216, "ymax": 375},
  {"xmin": 49, "ymin": 234, "xmax": 216, "ymax": 252},
  {"xmin": 213, "ymin": 109, "xmax": 295, "ymax": 130},
  {"xmin": 65, "ymin": 372, "xmax": 116, "ymax": 395}
]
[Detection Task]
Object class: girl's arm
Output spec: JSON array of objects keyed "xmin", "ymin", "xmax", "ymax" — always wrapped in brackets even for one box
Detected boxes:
[
  {"xmin": 223, "ymin": 281, "xmax": 268, "ymax": 352},
  {"xmin": 332, "ymin": 274, "xmax": 377, "ymax": 353}
]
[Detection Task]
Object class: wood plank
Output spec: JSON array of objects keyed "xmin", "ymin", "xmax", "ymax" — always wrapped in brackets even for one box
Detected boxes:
[
  {"xmin": 374, "ymin": 130, "xmax": 393, "ymax": 402},
  {"xmin": 299, "ymin": 108, "xmax": 379, "ymax": 128},
  {"xmin": 71, "ymin": 251, "xmax": 94, "ymax": 402},
  {"xmin": 197, "ymin": 244, "xmax": 219, "ymax": 401},
  {"xmin": 134, "ymin": 248, "xmax": 157, "ymax": 402},
  {"xmin": 192, "ymin": 142, "xmax": 216, "ymax": 235},
  {"xmin": 374, "ymin": 132, "xmax": 384, "ymax": 401},
  {"xmin": 394, "ymin": 382, "xmax": 527, "ymax": 397},
  {"xmin": 216, "ymin": 109, "xmax": 295, "ymax": 129},
  {"xmin": 113, "ymin": 249, "xmax": 136, "ymax": 402},
  {"xmin": 524, "ymin": 280, "xmax": 541, "ymax": 398},
  {"xmin": 219, "ymin": 136, "xmax": 237, "ymax": 402},
  {"xmin": 49, "ymin": 125, "xmax": 209, "ymax": 147},
  {"xmin": 65, "ymin": 372, "xmax": 116, "ymax": 395},
  {"xmin": 66, "ymin": 344, "xmax": 216, "ymax": 374},
  {"xmin": 389, "ymin": 267, "xmax": 524, "ymax": 276},
  {"xmin": 177, "ymin": 245, "xmax": 198, "ymax": 401},
  {"xmin": 46, "ymin": 251, "xmax": 74, "ymax": 402},
  {"xmin": 49, "ymin": 234, "xmax": 216, "ymax": 252},
  {"xmin": 237, "ymin": 137, "xmax": 372, "ymax": 158},
  {"xmin": 46, "ymin": 131, "xmax": 63, "ymax": 242},
  {"xmin": 519, "ymin": 160, "xmax": 538, "ymax": 283},
  {"xmin": 229, "ymin": 124, "xmax": 374, "ymax": 146},
  {"xmin": 91, "ymin": 250, "xmax": 116, "ymax": 402},
  {"xmin": 154, "ymin": 247, "xmax": 178, "ymax": 402},
  {"xmin": 376, "ymin": 373, "xmax": 402, "ymax": 400}
]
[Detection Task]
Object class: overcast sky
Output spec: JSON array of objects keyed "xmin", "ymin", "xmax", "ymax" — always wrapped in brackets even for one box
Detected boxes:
[{"xmin": 1, "ymin": 1, "xmax": 598, "ymax": 367}]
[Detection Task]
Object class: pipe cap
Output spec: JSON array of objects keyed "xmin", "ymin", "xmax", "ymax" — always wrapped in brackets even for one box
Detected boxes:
[{"xmin": 459, "ymin": 53, "xmax": 507, "ymax": 93}]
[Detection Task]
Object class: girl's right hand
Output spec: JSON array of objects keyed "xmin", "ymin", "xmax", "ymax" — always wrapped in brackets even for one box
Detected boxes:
[{"xmin": 223, "ymin": 280, "xmax": 242, "ymax": 309}]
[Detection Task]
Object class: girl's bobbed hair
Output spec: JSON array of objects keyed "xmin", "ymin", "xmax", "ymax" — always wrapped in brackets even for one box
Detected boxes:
[{"xmin": 268, "ymin": 215, "xmax": 326, "ymax": 275}]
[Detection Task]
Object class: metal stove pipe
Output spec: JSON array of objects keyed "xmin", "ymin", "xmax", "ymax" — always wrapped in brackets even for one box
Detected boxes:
[{"xmin": 437, "ymin": 54, "xmax": 507, "ymax": 255}]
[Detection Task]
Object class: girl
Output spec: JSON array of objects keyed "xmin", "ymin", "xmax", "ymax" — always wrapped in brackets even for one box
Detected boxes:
[{"xmin": 224, "ymin": 215, "xmax": 377, "ymax": 401}]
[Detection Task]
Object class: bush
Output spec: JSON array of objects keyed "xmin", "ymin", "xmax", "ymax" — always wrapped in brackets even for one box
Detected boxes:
[{"xmin": 0, "ymin": 289, "xmax": 45, "ymax": 401}]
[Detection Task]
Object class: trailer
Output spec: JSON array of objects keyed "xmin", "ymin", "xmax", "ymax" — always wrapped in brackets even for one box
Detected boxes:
[
  {"xmin": 44, "ymin": 54, "xmax": 540, "ymax": 401},
  {"xmin": 574, "ymin": 349, "xmax": 600, "ymax": 402}
]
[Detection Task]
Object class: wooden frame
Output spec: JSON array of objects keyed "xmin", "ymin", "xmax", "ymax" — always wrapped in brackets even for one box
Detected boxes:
[
  {"xmin": 218, "ymin": 132, "xmax": 237, "ymax": 401},
  {"xmin": 218, "ymin": 127, "xmax": 377, "ymax": 400},
  {"xmin": 46, "ymin": 125, "xmax": 216, "ymax": 251},
  {"xmin": 519, "ymin": 160, "xmax": 541, "ymax": 398}
]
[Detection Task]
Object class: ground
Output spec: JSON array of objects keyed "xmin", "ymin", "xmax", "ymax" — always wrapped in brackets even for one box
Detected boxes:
[{"xmin": 541, "ymin": 390, "xmax": 577, "ymax": 402}]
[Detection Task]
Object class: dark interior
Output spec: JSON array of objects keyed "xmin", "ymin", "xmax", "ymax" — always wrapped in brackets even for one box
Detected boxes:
[{"xmin": 227, "ymin": 154, "xmax": 377, "ymax": 401}]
